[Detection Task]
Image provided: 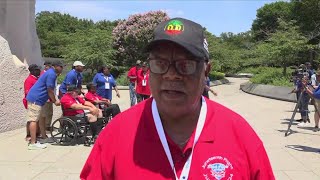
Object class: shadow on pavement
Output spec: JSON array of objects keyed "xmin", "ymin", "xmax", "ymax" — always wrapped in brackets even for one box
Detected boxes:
[{"xmin": 286, "ymin": 145, "xmax": 320, "ymax": 153}]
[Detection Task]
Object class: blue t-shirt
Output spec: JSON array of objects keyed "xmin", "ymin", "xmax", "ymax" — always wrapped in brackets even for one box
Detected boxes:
[
  {"xmin": 59, "ymin": 69, "xmax": 83, "ymax": 94},
  {"xmin": 26, "ymin": 68, "xmax": 57, "ymax": 106},
  {"xmin": 313, "ymin": 86, "xmax": 320, "ymax": 99},
  {"xmin": 92, "ymin": 73, "xmax": 117, "ymax": 100}
]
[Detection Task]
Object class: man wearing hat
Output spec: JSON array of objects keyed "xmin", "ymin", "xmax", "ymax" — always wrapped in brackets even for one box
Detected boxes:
[
  {"xmin": 61, "ymin": 85, "xmax": 103, "ymax": 140},
  {"xmin": 23, "ymin": 64, "xmax": 41, "ymax": 141},
  {"xmin": 85, "ymin": 82, "xmax": 121, "ymax": 118},
  {"xmin": 59, "ymin": 61, "xmax": 85, "ymax": 98},
  {"xmin": 81, "ymin": 18, "xmax": 274, "ymax": 179},
  {"xmin": 40, "ymin": 60, "xmax": 52, "ymax": 76},
  {"xmin": 26, "ymin": 60, "xmax": 63, "ymax": 150},
  {"xmin": 127, "ymin": 60, "xmax": 141, "ymax": 106},
  {"xmin": 303, "ymin": 70, "xmax": 320, "ymax": 131}
]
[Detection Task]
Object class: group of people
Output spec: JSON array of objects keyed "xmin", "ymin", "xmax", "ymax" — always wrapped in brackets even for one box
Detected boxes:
[
  {"xmin": 292, "ymin": 62, "xmax": 320, "ymax": 131},
  {"xmin": 23, "ymin": 60, "xmax": 121, "ymax": 150},
  {"xmin": 127, "ymin": 60, "xmax": 151, "ymax": 106}
]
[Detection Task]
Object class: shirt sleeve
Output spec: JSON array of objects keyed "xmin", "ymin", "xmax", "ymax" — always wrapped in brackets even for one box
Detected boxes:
[
  {"xmin": 111, "ymin": 75, "xmax": 117, "ymax": 87},
  {"xmin": 80, "ymin": 117, "xmax": 118, "ymax": 180},
  {"xmin": 78, "ymin": 74, "xmax": 83, "ymax": 88},
  {"xmin": 248, "ymin": 145, "xmax": 275, "ymax": 180},
  {"xmin": 46, "ymin": 73, "xmax": 57, "ymax": 89},
  {"xmin": 313, "ymin": 88, "xmax": 320, "ymax": 99}
]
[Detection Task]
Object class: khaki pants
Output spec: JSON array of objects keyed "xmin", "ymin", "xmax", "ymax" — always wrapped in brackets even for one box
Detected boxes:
[{"xmin": 40, "ymin": 102, "xmax": 53, "ymax": 128}]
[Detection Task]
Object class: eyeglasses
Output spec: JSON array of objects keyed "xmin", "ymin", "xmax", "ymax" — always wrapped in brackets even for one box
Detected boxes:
[{"xmin": 148, "ymin": 58, "xmax": 202, "ymax": 75}]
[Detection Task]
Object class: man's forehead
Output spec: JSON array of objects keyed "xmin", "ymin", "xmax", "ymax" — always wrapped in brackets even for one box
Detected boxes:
[{"xmin": 149, "ymin": 43, "xmax": 195, "ymax": 59}]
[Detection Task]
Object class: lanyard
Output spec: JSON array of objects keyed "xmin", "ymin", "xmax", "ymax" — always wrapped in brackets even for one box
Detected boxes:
[
  {"xmin": 104, "ymin": 76, "xmax": 109, "ymax": 82},
  {"xmin": 151, "ymin": 97, "xmax": 207, "ymax": 180}
]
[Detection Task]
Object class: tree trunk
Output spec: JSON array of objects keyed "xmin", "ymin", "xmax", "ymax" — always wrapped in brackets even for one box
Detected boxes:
[{"xmin": 283, "ymin": 65, "xmax": 287, "ymax": 76}]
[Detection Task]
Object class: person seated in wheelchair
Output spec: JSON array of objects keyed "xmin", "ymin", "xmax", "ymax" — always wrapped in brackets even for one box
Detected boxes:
[
  {"xmin": 85, "ymin": 82, "xmax": 121, "ymax": 118},
  {"xmin": 60, "ymin": 85, "xmax": 103, "ymax": 139}
]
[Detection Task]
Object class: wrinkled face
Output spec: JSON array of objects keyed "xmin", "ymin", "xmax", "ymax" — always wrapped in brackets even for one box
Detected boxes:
[
  {"xmin": 148, "ymin": 42, "xmax": 206, "ymax": 117},
  {"xmin": 75, "ymin": 65, "xmax": 84, "ymax": 72}
]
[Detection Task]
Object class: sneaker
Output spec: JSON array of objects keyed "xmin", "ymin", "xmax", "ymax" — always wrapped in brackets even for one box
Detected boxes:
[
  {"xmin": 297, "ymin": 122, "xmax": 309, "ymax": 127},
  {"xmin": 313, "ymin": 126, "xmax": 319, "ymax": 132},
  {"xmin": 28, "ymin": 142, "xmax": 47, "ymax": 150}
]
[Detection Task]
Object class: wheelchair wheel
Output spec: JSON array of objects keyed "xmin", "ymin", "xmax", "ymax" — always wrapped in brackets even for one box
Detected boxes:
[{"xmin": 50, "ymin": 117, "xmax": 78, "ymax": 146}]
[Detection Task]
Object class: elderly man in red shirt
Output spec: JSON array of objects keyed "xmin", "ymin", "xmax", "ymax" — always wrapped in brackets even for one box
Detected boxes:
[
  {"xmin": 127, "ymin": 60, "xmax": 142, "ymax": 106},
  {"xmin": 136, "ymin": 61, "xmax": 151, "ymax": 103},
  {"xmin": 85, "ymin": 83, "xmax": 121, "ymax": 118},
  {"xmin": 81, "ymin": 18, "xmax": 274, "ymax": 180},
  {"xmin": 61, "ymin": 85, "xmax": 103, "ymax": 139}
]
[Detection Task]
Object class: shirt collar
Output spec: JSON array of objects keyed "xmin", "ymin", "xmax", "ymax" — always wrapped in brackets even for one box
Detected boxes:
[{"xmin": 142, "ymin": 98, "xmax": 215, "ymax": 144}]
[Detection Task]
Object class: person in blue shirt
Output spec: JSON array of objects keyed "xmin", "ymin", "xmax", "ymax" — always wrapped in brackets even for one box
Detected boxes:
[
  {"xmin": 26, "ymin": 60, "xmax": 63, "ymax": 150},
  {"xmin": 92, "ymin": 65, "xmax": 120, "ymax": 102},
  {"xmin": 59, "ymin": 61, "xmax": 85, "ymax": 98},
  {"xmin": 304, "ymin": 70, "xmax": 320, "ymax": 131}
]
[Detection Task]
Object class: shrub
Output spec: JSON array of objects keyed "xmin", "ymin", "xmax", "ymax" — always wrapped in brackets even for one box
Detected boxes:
[
  {"xmin": 209, "ymin": 71, "xmax": 225, "ymax": 80},
  {"xmin": 249, "ymin": 67, "xmax": 293, "ymax": 87},
  {"xmin": 116, "ymin": 73, "xmax": 130, "ymax": 86}
]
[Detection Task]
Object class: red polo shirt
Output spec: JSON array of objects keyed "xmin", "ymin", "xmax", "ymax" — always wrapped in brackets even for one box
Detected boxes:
[
  {"xmin": 127, "ymin": 66, "xmax": 139, "ymax": 83},
  {"xmin": 80, "ymin": 98, "xmax": 274, "ymax": 180},
  {"xmin": 61, "ymin": 93, "xmax": 86, "ymax": 116},
  {"xmin": 85, "ymin": 91, "xmax": 103, "ymax": 104},
  {"xmin": 136, "ymin": 69, "xmax": 151, "ymax": 95},
  {"xmin": 23, "ymin": 74, "xmax": 38, "ymax": 109}
]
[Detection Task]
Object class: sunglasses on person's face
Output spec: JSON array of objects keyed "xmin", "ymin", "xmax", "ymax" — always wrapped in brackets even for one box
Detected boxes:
[{"xmin": 148, "ymin": 58, "xmax": 202, "ymax": 75}]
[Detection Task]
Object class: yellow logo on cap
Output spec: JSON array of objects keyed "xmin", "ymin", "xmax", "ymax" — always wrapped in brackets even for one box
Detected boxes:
[{"xmin": 164, "ymin": 20, "xmax": 184, "ymax": 35}]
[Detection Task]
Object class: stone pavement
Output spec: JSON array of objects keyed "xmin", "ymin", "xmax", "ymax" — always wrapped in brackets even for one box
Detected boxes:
[{"xmin": 0, "ymin": 77, "xmax": 319, "ymax": 180}]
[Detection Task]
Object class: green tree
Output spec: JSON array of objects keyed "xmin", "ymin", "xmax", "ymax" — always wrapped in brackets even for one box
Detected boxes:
[
  {"xmin": 62, "ymin": 29, "xmax": 116, "ymax": 74},
  {"xmin": 112, "ymin": 11, "xmax": 170, "ymax": 66},
  {"xmin": 258, "ymin": 19, "xmax": 313, "ymax": 75},
  {"xmin": 252, "ymin": 1, "xmax": 293, "ymax": 41}
]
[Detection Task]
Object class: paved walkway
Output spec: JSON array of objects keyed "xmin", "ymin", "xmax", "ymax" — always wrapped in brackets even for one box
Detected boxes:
[{"xmin": 0, "ymin": 78, "xmax": 319, "ymax": 180}]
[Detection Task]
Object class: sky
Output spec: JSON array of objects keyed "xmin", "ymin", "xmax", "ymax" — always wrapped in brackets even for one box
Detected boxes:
[{"xmin": 35, "ymin": 0, "xmax": 278, "ymax": 36}]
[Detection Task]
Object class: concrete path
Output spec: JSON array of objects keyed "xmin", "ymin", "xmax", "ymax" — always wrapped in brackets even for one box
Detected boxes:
[{"xmin": 0, "ymin": 77, "xmax": 319, "ymax": 180}]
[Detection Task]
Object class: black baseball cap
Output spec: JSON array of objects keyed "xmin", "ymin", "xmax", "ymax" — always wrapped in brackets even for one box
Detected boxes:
[
  {"xmin": 145, "ymin": 17, "xmax": 209, "ymax": 61},
  {"xmin": 28, "ymin": 64, "xmax": 40, "ymax": 71},
  {"xmin": 51, "ymin": 59, "xmax": 64, "ymax": 67},
  {"xmin": 44, "ymin": 60, "xmax": 52, "ymax": 66}
]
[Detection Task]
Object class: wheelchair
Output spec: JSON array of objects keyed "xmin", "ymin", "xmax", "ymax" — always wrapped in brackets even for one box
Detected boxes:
[{"xmin": 50, "ymin": 104, "xmax": 111, "ymax": 146}]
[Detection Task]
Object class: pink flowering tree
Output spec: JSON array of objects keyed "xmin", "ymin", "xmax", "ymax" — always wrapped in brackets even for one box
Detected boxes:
[{"xmin": 113, "ymin": 11, "xmax": 170, "ymax": 66}]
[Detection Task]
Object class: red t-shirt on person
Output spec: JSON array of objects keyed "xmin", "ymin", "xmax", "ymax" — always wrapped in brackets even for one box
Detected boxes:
[
  {"xmin": 127, "ymin": 66, "xmax": 139, "ymax": 83},
  {"xmin": 80, "ymin": 98, "xmax": 275, "ymax": 180},
  {"xmin": 23, "ymin": 74, "xmax": 38, "ymax": 109},
  {"xmin": 136, "ymin": 69, "xmax": 151, "ymax": 95},
  {"xmin": 85, "ymin": 91, "xmax": 103, "ymax": 104},
  {"xmin": 61, "ymin": 93, "xmax": 86, "ymax": 116}
]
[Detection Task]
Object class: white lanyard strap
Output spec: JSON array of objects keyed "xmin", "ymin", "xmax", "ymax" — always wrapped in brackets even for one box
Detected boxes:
[
  {"xmin": 151, "ymin": 97, "xmax": 207, "ymax": 180},
  {"xmin": 104, "ymin": 76, "xmax": 109, "ymax": 82}
]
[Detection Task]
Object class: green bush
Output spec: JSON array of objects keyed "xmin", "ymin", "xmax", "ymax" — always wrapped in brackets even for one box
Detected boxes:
[
  {"xmin": 57, "ymin": 74, "xmax": 66, "ymax": 84},
  {"xmin": 208, "ymin": 71, "xmax": 225, "ymax": 80},
  {"xmin": 249, "ymin": 67, "xmax": 293, "ymax": 87},
  {"xmin": 116, "ymin": 73, "xmax": 130, "ymax": 86}
]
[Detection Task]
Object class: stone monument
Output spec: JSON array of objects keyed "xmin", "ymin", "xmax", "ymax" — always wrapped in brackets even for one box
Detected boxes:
[{"xmin": 0, "ymin": 0, "xmax": 43, "ymax": 133}]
